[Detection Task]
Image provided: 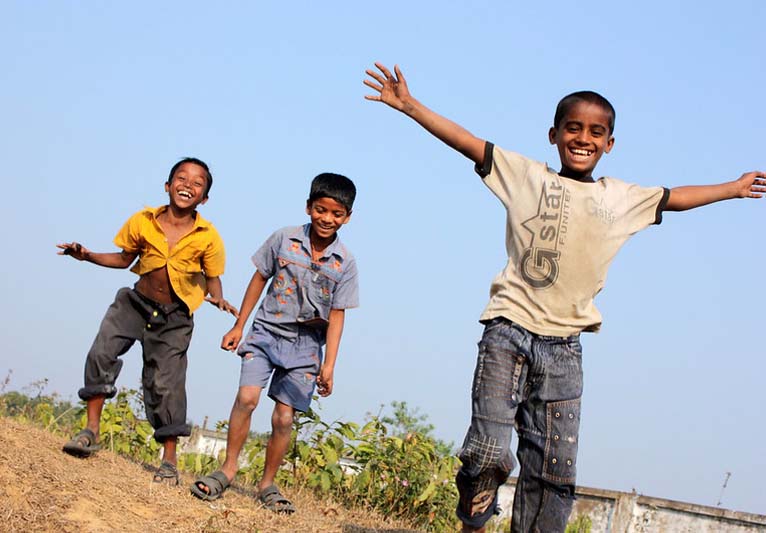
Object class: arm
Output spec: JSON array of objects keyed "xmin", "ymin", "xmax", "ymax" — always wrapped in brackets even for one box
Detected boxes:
[
  {"xmin": 364, "ymin": 62, "xmax": 486, "ymax": 165},
  {"xmin": 665, "ymin": 171, "xmax": 765, "ymax": 211},
  {"xmin": 204, "ymin": 276, "xmax": 239, "ymax": 317},
  {"xmin": 317, "ymin": 308, "xmax": 345, "ymax": 397},
  {"xmin": 220, "ymin": 270, "xmax": 269, "ymax": 352},
  {"xmin": 56, "ymin": 242, "xmax": 137, "ymax": 269}
]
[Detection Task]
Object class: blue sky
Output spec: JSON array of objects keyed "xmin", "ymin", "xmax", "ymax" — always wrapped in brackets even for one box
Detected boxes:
[{"xmin": 1, "ymin": 0, "xmax": 764, "ymax": 516}]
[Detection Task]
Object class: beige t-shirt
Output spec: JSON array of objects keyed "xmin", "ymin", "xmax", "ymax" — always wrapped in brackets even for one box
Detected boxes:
[{"xmin": 477, "ymin": 144, "xmax": 669, "ymax": 336}]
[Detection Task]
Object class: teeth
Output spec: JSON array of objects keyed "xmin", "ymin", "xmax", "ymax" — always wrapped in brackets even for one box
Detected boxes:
[
  {"xmin": 571, "ymin": 148, "xmax": 593, "ymax": 156},
  {"xmin": 179, "ymin": 191, "xmax": 192, "ymax": 198}
]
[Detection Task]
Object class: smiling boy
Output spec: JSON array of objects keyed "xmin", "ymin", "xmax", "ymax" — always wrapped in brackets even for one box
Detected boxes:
[
  {"xmin": 190, "ymin": 173, "xmax": 358, "ymax": 514},
  {"xmin": 58, "ymin": 157, "xmax": 237, "ymax": 484},
  {"xmin": 364, "ymin": 63, "xmax": 764, "ymax": 532}
]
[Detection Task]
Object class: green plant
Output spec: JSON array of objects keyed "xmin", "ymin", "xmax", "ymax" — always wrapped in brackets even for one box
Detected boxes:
[
  {"xmin": 91, "ymin": 389, "xmax": 161, "ymax": 463},
  {"xmin": 566, "ymin": 513, "xmax": 593, "ymax": 533}
]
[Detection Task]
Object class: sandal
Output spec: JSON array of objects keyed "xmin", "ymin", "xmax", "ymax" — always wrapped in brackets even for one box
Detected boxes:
[
  {"xmin": 258, "ymin": 484, "xmax": 296, "ymax": 514},
  {"xmin": 153, "ymin": 461, "xmax": 179, "ymax": 485},
  {"xmin": 190, "ymin": 470, "xmax": 231, "ymax": 501},
  {"xmin": 62, "ymin": 428, "xmax": 100, "ymax": 458}
]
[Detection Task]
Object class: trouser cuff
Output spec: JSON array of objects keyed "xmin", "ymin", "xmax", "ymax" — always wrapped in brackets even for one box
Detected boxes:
[
  {"xmin": 78, "ymin": 384, "xmax": 117, "ymax": 401},
  {"xmin": 153, "ymin": 423, "xmax": 192, "ymax": 442}
]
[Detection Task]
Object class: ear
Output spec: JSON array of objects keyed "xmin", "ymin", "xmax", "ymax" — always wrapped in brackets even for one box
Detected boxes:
[
  {"xmin": 199, "ymin": 196, "xmax": 208, "ymax": 206},
  {"xmin": 605, "ymin": 135, "xmax": 615, "ymax": 154},
  {"xmin": 548, "ymin": 127, "xmax": 558, "ymax": 145},
  {"xmin": 305, "ymin": 200, "xmax": 312, "ymax": 216},
  {"xmin": 165, "ymin": 181, "xmax": 171, "ymax": 193},
  {"xmin": 341, "ymin": 211, "xmax": 352, "ymax": 225}
]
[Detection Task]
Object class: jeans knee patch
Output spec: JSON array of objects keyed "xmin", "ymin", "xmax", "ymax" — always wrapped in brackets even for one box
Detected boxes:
[
  {"xmin": 459, "ymin": 430, "xmax": 514, "ymax": 477},
  {"xmin": 542, "ymin": 398, "xmax": 580, "ymax": 485}
]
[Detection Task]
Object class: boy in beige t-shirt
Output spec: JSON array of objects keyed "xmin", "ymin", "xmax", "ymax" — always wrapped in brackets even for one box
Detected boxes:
[{"xmin": 365, "ymin": 62, "xmax": 764, "ymax": 533}]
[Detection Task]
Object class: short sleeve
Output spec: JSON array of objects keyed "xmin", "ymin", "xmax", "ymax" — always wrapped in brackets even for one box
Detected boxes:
[
  {"xmin": 113, "ymin": 212, "xmax": 142, "ymax": 253},
  {"xmin": 202, "ymin": 225, "xmax": 226, "ymax": 277},
  {"xmin": 331, "ymin": 255, "xmax": 359, "ymax": 310},
  {"xmin": 480, "ymin": 145, "xmax": 538, "ymax": 208},
  {"xmin": 621, "ymin": 184, "xmax": 670, "ymax": 235},
  {"xmin": 251, "ymin": 229, "xmax": 283, "ymax": 278}
]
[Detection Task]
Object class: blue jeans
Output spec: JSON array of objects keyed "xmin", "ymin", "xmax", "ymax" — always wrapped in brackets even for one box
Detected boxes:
[{"xmin": 456, "ymin": 317, "xmax": 583, "ymax": 532}]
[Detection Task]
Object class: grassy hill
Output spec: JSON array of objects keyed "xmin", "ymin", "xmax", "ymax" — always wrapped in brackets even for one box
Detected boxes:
[{"xmin": 0, "ymin": 417, "xmax": 418, "ymax": 532}]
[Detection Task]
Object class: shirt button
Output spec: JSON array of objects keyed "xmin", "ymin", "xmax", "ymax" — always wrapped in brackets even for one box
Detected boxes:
[
  {"xmin": 152, "ymin": 311, "xmax": 158, "ymax": 317},
  {"xmin": 146, "ymin": 324, "xmax": 152, "ymax": 329}
]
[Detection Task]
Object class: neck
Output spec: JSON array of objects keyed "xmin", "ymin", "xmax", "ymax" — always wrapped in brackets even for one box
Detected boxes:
[
  {"xmin": 559, "ymin": 167, "xmax": 595, "ymax": 182},
  {"xmin": 164, "ymin": 204, "xmax": 197, "ymax": 224},
  {"xmin": 309, "ymin": 228, "xmax": 336, "ymax": 254}
]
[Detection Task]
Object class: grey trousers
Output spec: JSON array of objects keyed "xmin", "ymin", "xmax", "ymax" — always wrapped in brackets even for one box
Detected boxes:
[{"xmin": 78, "ymin": 287, "xmax": 194, "ymax": 441}]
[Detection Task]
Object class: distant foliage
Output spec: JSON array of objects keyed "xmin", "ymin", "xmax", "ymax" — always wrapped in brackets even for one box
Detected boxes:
[
  {"xmin": 565, "ymin": 514, "xmax": 593, "ymax": 533},
  {"xmin": 92, "ymin": 389, "xmax": 161, "ymax": 463}
]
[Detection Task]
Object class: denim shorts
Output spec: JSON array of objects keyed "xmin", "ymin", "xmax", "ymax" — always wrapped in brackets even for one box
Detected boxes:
[{"xmin": 237, "ymin": 322, "xmax": 323, "ymax": 412}]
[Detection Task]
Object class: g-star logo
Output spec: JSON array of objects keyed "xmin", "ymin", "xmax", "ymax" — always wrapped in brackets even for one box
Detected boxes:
[{"xmin": 520, "ymin": 177, "xmax": 569, "ymax": 289}]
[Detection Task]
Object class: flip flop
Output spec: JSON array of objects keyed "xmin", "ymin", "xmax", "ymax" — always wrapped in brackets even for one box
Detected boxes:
[
  {"xmin": 62, "ymin": 428, "xmax": 100, "ymax": 458},
  {"xmin": 258, "ymin": 484, "xmax": 296, "ymax": 514},
  {"xmin": 153, "ymin": 461, "xmax": 179, "ymax": 485},
  {"xmin": 190, "ymin": 470, "xmax": 231, "ymax": 501}
]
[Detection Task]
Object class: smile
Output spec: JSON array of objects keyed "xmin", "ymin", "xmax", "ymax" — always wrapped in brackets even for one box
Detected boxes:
[
  {"xmin": 569, "ymin": 148, "xmax": 594, "ymax": 157},
  {"xmin": 178, "ymin": 190, "xmax": 193, "ymax": 199}
]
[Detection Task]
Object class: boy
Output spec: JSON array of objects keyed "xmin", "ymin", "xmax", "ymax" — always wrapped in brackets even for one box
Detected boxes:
[
  {"xmin": 364, "ymin": 63, "xmax": 764, "ymax": 532},
  {"xmin": 57, "ymin": 157, "xmax": 237, "ymax": 484},
  {"xmin": 190, "ymin": 173, "xmax": 358, "ymax": 514}
]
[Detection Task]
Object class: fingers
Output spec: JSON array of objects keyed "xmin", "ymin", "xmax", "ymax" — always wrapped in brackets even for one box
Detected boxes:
[{"xmin": 221, "ymin": 335, "xmax": 239, "ymax": 352}]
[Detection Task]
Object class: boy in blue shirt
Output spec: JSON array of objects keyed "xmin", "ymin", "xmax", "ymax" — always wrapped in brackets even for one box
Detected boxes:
[
  {"xmin": 364, "ymin": 62, "xmax": 764, "ymax": 532},
  {"xmin": 191, "ymin": 173, "xmax": 359, "ymax": 514}
]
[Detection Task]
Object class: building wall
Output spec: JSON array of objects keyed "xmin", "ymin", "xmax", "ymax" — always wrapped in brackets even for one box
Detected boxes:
[{"xmin": 496, "ymin": 481, "xmax": 766, "ymax": 532}]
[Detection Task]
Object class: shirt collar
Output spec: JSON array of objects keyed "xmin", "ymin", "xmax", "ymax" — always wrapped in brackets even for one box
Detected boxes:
[
  {"xmin": 290, "ymin": 223, "xmax": 346, "ymax": 261},
  {"xmin": 143, "ymin": 205, "xmax": 212, "ymax": 230}
]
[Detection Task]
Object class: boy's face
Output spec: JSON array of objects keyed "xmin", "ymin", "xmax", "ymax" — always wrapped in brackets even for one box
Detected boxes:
[
  {"xmin": 306, "ymin": 197, "xmax": 351, "ymax": 240},
  {"xmin": 165, "ymin": 162, "xmax": 209, "ymax": 209},
  {"xmin": 548, "ymin": 101, "xmax": 614, "ymax": 179}
]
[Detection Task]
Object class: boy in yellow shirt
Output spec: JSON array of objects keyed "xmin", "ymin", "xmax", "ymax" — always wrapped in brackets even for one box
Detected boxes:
[{"xmin": 58, "ymin": 157, "xmax": 237, "ymax": 484}]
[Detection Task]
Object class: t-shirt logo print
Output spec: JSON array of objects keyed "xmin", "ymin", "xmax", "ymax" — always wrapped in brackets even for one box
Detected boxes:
[{"xmin": 520, "ymin": 178, "xmax": 568, "ymax": 289}]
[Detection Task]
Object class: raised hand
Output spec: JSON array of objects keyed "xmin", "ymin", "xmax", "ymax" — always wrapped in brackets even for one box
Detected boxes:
[
  {"xmin": 364, "ymin": 62, "xmax": 412, "ymax": 112},
  {"xmin": 56, "ymin": 242, "xmax": 89, "ymax": 261},
  {"xmin": 734, "ymin": 171, "xmax": 766, "ymax": 199}
]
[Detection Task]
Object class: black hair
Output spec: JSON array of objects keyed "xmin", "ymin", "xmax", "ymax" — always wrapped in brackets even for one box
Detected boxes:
[
  {"xmin": 554, "ymin": 91, "xmax": 616, "ymax": 134},
  {"xmin": 167, "ymin": 157, "xmax": 213, "ymax": 198},
  {"xmin": 308, "ymin": 173, "xmax": 356, "ymax": 212}
]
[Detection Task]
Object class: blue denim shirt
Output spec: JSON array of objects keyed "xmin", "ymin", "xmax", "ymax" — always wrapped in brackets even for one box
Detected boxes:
[{"xmin": 251, "ymin": 224, "xmax": 359, "ymax": 340}]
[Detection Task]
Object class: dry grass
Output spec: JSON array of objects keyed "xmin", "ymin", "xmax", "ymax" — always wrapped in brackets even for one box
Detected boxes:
[{"xmin": 0, "ymin": 417, "xmax": 423, "ymax": 532}]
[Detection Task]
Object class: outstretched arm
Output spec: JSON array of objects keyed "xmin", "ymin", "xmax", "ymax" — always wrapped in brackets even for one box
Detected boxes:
[
  {"xmin": 56, "ymin": 242, "xmax": 137, "ymax": 269},
  {"xmin": 364, "ymin": 62, "xmax": 486, "ymax": 165},
  {"xmin": 665, "ymin": 171, "xmax": 765, "ymax": 211},
  {"xmin": 220, "ymin": 270, "xmax": 269, "ymax": 352},
  {"xmin": 317, "ymin": 308, "xmax": 345, "ymax": 397}
]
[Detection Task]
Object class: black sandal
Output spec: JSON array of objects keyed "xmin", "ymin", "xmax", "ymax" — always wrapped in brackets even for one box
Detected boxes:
[
  {"xmin": 153, "ymin": 461, "xmax": 179, "ymax": 485},
  {"xmin": 62, "ymin": 428, "xmax": 100, "ymax": 458}
]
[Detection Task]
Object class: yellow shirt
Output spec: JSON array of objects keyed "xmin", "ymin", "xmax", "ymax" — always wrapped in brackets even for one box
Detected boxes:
[{"xmin": 114, "ymin": 206, "xmax": 226, "ymax": 313}]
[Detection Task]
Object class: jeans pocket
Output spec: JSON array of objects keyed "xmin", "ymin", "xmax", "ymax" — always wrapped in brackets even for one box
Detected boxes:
[{"xmin": 542, "ymin": 398, "xmax": 580, "ymax": 485}]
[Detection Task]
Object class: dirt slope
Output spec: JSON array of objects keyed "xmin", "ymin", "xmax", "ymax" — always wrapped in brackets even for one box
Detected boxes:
[{"xmin": 0, "ymin": 417, "xmax": 418, "ymax": 532}]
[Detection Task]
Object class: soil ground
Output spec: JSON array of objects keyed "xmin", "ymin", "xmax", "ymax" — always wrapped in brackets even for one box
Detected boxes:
[{"xmin": 0, "ymin": 417, "xmax": 421, "ymax": 532}]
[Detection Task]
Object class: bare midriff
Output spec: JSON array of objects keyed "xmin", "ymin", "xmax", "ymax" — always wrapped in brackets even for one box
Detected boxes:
[{"xmin": 135, "ymin": 266, "xmax": 180, "ymax": 305}]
